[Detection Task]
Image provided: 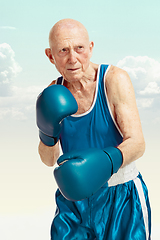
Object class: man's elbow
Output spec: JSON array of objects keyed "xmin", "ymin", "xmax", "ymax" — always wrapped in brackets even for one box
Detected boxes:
[
  {"xmin": 138, "ymin": 137, "xmax": 146, "ymax": 158},
  {"xmin": 40, "ymin": 155, "xmax": 55, "ymax": 167},
  {"xmin": 38, "ymin": 148, "xmax": 54, "ymax": 167}
]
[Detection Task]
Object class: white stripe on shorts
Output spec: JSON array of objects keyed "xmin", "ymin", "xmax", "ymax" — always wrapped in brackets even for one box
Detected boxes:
[{"xmin": 133, "ymin": 177, "xmax": 149, "ymax": 240}]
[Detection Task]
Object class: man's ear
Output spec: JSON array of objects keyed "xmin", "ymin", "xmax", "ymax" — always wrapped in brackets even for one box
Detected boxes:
[
  {"xmin": 89, "ymin": 41, "xmax": 94, "ymax": 58},
  {"xmin": 45, "ymin": 48, "xmax": 55, "ymax": 64}
]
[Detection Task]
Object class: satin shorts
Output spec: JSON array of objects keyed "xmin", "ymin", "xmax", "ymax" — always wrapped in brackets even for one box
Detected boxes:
[{"xmin": 51, "ymin": 173, "xmax": 151, "ymax": 240}]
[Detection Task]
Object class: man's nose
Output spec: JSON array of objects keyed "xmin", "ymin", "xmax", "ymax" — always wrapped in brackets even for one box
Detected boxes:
[{"xmin": 68, "ymin": 50, "xmax": 77, "ymax": 64}]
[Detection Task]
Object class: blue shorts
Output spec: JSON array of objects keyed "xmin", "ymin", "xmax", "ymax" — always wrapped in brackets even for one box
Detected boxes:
[{"xmin": 51, "ymin": 173, "xmax": 151, "ymax": 240}]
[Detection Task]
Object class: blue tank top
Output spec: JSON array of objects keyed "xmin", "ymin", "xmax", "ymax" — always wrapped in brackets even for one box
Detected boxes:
[{"xmin": 57, "ymin": 64, "xmax": 123, "ymax": 153}]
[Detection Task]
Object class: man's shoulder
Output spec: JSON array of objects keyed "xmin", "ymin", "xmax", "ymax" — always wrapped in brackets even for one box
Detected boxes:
[
  {"xmin": 107, "ymin": 65, "xmax": 128, "ymax": 80},
  {"xmin": 48, "ymin": 80, "xmax": 56, "ymax": 87},
  {"xmin": 105, "ymin": 65, "xmax": 130, "ymax": 86}
]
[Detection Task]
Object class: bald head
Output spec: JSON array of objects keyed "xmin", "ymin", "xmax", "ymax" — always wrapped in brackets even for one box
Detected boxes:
[
  {"xmin": 49, "ymin": 19, "xmax": 89, "ymax": 48},
  {"xmin": 45, "ymin": 19, "xmax": 94, "ymax": 81}
]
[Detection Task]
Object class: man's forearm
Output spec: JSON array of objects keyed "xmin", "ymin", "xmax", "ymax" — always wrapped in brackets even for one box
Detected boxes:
[
  {"xmin": 38, "ymin": 140, "xmax": 60, "ymax": 167},
  {"xmin": 118, "ymin": 136, "xmax": 145, "ymax": 167}
]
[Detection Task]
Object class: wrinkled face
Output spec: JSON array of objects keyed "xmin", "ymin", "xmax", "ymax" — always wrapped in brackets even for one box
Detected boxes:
[{"xmin": 50, "ymin": 25, "xmax": 94, "ymax": 82}]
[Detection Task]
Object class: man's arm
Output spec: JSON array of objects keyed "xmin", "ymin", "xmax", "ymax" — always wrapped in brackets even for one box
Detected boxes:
[
  {"xmin": 37, "ymin": 81, "xmax": 78, "ymax": 167},
  {"xmin": 38, "ymin": 81, "xmax": 59, "ymax": 167},
  {"xmin": 106, "ymin": 66, "xmax": 145, "ymax": 167},
  {"xmin": 38, "ymin": 140, "xmax": 60, "ymax": 167}
]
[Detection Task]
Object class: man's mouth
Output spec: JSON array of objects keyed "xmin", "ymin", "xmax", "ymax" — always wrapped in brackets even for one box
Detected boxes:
[{"xmin": 67, "ymin": 68, "xmax": 79, "ymax": 72}]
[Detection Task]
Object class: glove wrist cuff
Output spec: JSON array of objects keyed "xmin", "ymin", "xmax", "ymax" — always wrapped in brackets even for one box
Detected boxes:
[
  {"xmin": 103, "ymin": 147, "xmax": 123, "ymax": 175},
  {"xmin": 39, "ymin": 130, "xmax": 59, "ymax": 147}
]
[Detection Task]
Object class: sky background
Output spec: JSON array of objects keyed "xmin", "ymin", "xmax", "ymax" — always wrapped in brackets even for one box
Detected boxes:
[{"xmin": 0, "ymin": 0, "xmax": 160, "ymax": 239}]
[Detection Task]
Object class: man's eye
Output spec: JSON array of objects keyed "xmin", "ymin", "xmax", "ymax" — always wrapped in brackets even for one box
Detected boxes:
[
  {"xmin": 61, "ymin": 48, "xmax": 67, "ymax": 52},
  {"xmin": 77, "ymin": 46, "xmax": 84, "ymax": 52},
  {"xmin": 59, "ymin": 48, "xmax": 68, "ymax": 56}
]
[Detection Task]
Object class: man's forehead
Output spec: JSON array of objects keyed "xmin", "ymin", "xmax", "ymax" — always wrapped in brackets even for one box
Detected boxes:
[
  {"xmin": 57, "ymin": 40, "xmax": 86, "ymax": 48},
  {"xmin": 54, "ymin": 36, "xmax": 87, "ymax": 51},
  {"xmin": 54, "ymin": 26, "xmax": 87, "ymax": 40}
]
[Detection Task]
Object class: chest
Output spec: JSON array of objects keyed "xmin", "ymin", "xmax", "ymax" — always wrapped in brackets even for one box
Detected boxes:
[{"xmin": 70, "ymin": 82, "xmax": 97, "ymax": 115}]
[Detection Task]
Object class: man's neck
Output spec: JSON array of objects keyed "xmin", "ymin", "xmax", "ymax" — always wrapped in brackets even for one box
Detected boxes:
[{"xmin": 64, "ymin": 62, "xmax": 99, "ymax": 92}]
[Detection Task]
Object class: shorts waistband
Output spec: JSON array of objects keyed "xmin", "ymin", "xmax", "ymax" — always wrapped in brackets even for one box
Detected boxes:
[{"xmin": 108, "ymin": 162, "xmax": 139, "ymax": 187}]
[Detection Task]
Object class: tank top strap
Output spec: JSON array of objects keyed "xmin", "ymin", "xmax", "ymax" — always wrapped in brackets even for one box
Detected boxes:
[
  {"xmin": 56, "ymin": 76, "xmax": 63, "ymax": 85},
  {"xmin": 96, "ymin": 64, "xmax": 110, "ymax": 101},
  {"xmin": 98, "ymin": 64, "xmax": 110, "ymax": 83},
  {"xmin": 97, "ymin": 64, "xmax": 110, "ymax": 94}
]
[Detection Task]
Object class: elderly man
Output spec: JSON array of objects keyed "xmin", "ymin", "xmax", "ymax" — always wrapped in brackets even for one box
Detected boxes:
[{"xmin": 36, "ymin": 19, "xmax": 151, "ymax": 239}]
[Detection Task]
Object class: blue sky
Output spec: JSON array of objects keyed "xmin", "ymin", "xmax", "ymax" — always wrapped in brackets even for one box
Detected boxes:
[{"xmin": 0, "ymin": 0, "xmax": 160, "ymax": 239}]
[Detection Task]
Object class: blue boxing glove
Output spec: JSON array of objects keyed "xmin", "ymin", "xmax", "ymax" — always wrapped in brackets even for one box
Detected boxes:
[
  {"xmin": 36, "ymin": 85, "xmax": 78, "ymax": 146},
  {"xmin": 54, "ymin": 147, "xmax": 123, "ymax": 201}
]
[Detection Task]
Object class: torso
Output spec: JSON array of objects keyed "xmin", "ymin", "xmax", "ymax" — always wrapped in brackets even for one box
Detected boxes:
[{"xmin": 59, "ymin": 64, "xmax": 123, "ymax": 153}]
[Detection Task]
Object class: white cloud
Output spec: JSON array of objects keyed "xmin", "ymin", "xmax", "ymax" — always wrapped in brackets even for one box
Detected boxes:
[
  {"xmin": 136, "ymin": 98, "xmax": 154, "ymax": 108},
  {"xmin": 0, "ymin": 85, "xmax": 45, "ymax": 120},
  {"xmin": 0, "ymin": 43, "xmax": 22, "ymax": 96},
  {"xmin": 117, "ymin": 56, "xmax": 160, "ymax": 110},
  {"xmin": 139, "ymin": 82, "xmax": 160, "ymax": 95},
  {"xmin": 0, "ymin": 43, "xmax": 45, "ymax": 121},
  {"xmin": 0, "ymin": 26, "xmax": 16, "ymax": 30}
]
